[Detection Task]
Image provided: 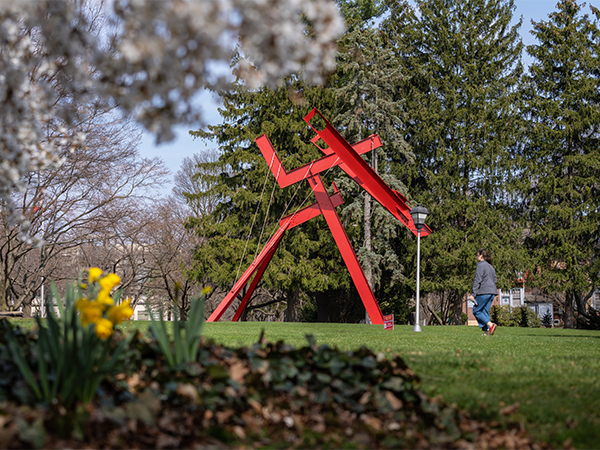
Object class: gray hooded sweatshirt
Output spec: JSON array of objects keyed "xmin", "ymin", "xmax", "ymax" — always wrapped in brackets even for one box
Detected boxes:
[{"xmin": 472, "ymin": 260, "xmax": 497, "ymax": 296}]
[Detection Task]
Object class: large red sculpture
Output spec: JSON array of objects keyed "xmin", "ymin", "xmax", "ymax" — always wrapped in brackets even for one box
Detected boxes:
[{"xmin": 207, "ymin": 108, "xmax": 431, "ymax": 324}]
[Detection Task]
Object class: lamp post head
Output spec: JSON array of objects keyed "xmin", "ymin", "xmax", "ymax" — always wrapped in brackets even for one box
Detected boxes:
[{"xmin": 410, "ymin": 204, "xmax": 429, "ymax": 231}]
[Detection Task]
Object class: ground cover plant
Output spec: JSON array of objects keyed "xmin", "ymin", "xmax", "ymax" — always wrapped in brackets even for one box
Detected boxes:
[
  {"xmin": 118, "ymin": 320, "xmax": 600, "ymax": 449},
  {"xmin": 1, "ymin": 316, "xmax": 553, "ymax": 449},
  {"xmin": 196, "ymin": 322, "xmax": 599, "ymax": 449},
  {"xmin": 190, "ymin": 322, "xmax": 599, "ymax": 449}
]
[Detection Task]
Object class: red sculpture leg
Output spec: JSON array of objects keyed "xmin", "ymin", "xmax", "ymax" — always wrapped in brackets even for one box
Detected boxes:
[
  {"xmin": 307, "ymin": 174, "xmax": 384, "ymax": 325},
  {"xmin": 231, "ymin": 240, "xmax": 279, "ymax": 321},
  {"xmin": 209, "ymin": 184, "xmax": 344, "ymax": 322},
  {"xmin": 207, "ymin": 222, "xmax": 289, "ymax": 322}
]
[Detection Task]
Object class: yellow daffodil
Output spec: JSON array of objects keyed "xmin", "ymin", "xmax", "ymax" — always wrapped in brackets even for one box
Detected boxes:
[
  {"xmin": 80, "ymin": 303, "xmax": 103, "ymax": 327},
  {"xmin": 75, "ymin": 297, "xmax": 90, "ymax": 312},
  {"xmin": 96, "ymin": 289, "xmax": 114, "ymax": 310},
  {"xmin": 94, "ymin": 318, "xmax": 113, "ymax": 339},
  {"xmin": 99, "ymin": 273, "xmax": 121, "ymax": 292},
  {"xmin": 202, "ymin": 286, "xmax": 212, "ymax": 296},
  {"xmin": 107, "ymin": 299, "xmax": 134, "ymax": 325},
  {"xmin": 88, "ymin": 267, "xmax": 103, "ymax": 284}
]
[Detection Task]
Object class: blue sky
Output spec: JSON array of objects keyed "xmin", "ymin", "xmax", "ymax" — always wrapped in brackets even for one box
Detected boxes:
[{"xmin": 138, "ymin": 1, "xmax": 590, "ymax": 196}]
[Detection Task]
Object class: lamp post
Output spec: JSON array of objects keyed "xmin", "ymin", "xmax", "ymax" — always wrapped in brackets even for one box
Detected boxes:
[{"xmin": 410, "ymin": 204, "xmax": 429, "ymax": 332}]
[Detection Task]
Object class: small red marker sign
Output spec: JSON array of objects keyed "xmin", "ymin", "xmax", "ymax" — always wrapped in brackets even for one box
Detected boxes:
[{"xmin": 383, "ymin": 314, "xmax": 394, "ymax": 330}]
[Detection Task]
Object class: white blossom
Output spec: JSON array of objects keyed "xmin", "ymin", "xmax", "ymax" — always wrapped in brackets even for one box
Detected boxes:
[{"xmin": 0, "ymin": 0, "xmax": 345, "ymax": 240}]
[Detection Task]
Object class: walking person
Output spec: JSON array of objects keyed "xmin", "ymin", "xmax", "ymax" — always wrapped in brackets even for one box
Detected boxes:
[{"xmin": 468, "ymin": 249, "xmax": 498, "ymax": 336}]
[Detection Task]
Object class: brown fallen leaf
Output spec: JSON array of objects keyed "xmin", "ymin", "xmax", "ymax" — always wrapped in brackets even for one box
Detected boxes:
[
  {"xmin": 499, "ymin": 402, "xmax": 520, "ymax": 416},
  {"xmin": 359, "ymin": 392, "xmax": 371, "ymax": 405},
  {"xmin": 385, "ymin": 390, "xmax": 403, "ymax": 410},
  {"xmin": 230, "ymin": 361, "xmax": 249, "ymax": 383},
  {"xmin": 247, "ymin": 398, "xmax": 262, "ymax": 413},
  {"xmin": 233, "ymin": 425, "xmax": 246, "ymax": 439},
  {"xmin": 360, "ymin": 414, "xmax": 382, "ymax": 431},
  {"xmin": 176, "ymin": 383, "xmax": 198, "ymax": 404},
  {"xmin": 156, "ymin": 433, "xmax": 180, "ymax": 449}
]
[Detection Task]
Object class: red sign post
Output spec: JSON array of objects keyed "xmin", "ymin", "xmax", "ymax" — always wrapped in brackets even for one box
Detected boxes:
[{"xmin": 383, "ymin": 315, "xmax": 394, "ymax": 331}]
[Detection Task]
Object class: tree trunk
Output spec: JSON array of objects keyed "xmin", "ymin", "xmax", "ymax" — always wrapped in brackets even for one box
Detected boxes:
[
  {"xmin": 179, "ymin": 296, "xmax": 189, "ymax": 321},
  {"xmin": 315, "ymin": 291, "xmax": 331, "ymax": 322},
  {"xmin": 285, "ymin": 289, "xmax": 299, "ymax": 322},
  {"xmin": 574, "ymin": 289, "xmax": 594, "ymax": 328},
  {"xmin": 564, "ymin": 291, "xmax": 574, "ymax": 329},
  {"xmin": 423, "ymin": 294, "xmax": 445, "ymax": 325},
  {"xmin": 0, "ymin": 275, "xmax": 7, "ymax": 312},
  {"xmin": 450, "ymin": 290, "xmax": 463, "ymax": 325},
  {"xmin": 362, "ymin": 147, "xmax": 377, "ymax": 324},
  {"xmin": 363, "ymin": 191, "xmax": 373, "ymax": 324}
]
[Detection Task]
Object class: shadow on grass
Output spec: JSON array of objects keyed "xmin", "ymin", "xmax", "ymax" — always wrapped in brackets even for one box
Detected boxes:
[{"xmin": 522, "ymin": 333, "xmax": 600, "ymax": 339}]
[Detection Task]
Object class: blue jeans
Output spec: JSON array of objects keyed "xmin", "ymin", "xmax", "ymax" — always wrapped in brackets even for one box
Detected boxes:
[{"xmin": 473, "ymin": 294, "xmax": 495, "ymax": 331}]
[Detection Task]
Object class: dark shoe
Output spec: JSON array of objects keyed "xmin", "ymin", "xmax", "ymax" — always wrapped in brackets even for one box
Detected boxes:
[{"xmin": 489, "ymin": 323, "xmax": 497, "ymax": 335}]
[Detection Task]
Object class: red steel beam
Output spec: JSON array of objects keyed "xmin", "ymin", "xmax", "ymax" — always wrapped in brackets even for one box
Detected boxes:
[
  {"xmin": 207, "ymin": 222, "xmax": 289, "ymax": 322},
  {"xmin": 307, "ymin": 174, "xmax": 384, "ymax": 324},
  {"xmin": 304, "ymin": 108, "xmax": 432, "ymax": 237},
  {"xmin": 279, "ymin": 183, "xmax": 343, "ymax": 229},
  {"xmin": 230, "ymin": 241, "xmax": 279, "ymax": 322},
  {"xmin": 256, "ymin": 134, "xmax": 382, "ymax": 188},
  {"xmin": 208, "ymin": 183, "xmax": 344, "ymax": 322}
]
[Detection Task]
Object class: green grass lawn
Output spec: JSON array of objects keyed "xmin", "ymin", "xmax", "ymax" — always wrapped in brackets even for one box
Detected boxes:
[{"xmin": 8, "ymin": 319, "xmax": 600, "ymax": 448}]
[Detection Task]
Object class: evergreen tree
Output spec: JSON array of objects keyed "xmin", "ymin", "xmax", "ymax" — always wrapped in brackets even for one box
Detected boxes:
[
  {"xmin": 188, "ymin": 0, "xmax": 419, "ymax": 323},
  {"xmin": 335, "ymin": 0, "xmax": 388, "ymax": 29},
  {"xmin": 384, "ymin": 0, "xmax": 527, "ymax": 323},
  {"xmin": 523, "ymin": 0, "xmax": 600, "ymax": 329},
  {"xmin": 332, "ymin": 21, "xmax": 415, "ymax": 322},
  {"xmin": 188, "ymin": 82, "xmax": 349, "ymax": 321}
]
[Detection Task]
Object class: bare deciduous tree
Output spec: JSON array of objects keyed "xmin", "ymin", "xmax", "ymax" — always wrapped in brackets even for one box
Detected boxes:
[
  {"xmin": 0, "ymin": 108, "xmax": 168, "ymax": 313},
  {"xmin": 172, "ymin": 150, "xmax": 226, "ymax": 218}
]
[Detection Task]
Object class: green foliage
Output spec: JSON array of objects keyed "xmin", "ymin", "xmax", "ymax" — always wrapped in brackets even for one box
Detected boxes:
[
  {"xmin": 383, "ymin": 0, "xmax": 527, "ymax": 322},
  {"xmin": 517, "ymin": 306, "xmax": 529, "ymax": 327},
  {"xmin": 490, "ymin": 305, "xmax": 510, "ymax": 327},
  {"xmin": 377, "ymin": 288, "xmax": 411, "ymax": 324},
  {"xmin": 147, "ymin": 296, "xmax": 206, "ymax": 368},
  {"xmin": 507, "ymin": 306, "xmax": 542, "ymax": 328},
  {"xmin": 298, "ymin": 300, "xmax": 318, "ymax": 322},
  {"xmin": 523, "ymin": 0, "xmax": 600, "ymax": 327},
  {"xmin": 491, "ymin": 305, "xmax": 544, "ymax": 328},
  {"xmin": 336, "ymin": 0, "xmax": 388, "ymax": 28},
  {"xmin": 2, "ymin": 282, "xmax": 132, "ymax": 408},
  {"xmin": 333, "ymin": 21, "xmax": 414, "ymax": 295},
  {"xmin": 525, "ymin": 308, "xmax": 542, "ymax": 328},
  {"xmin": 494, "ymin": 305, "xmax": 513, "ymax": 327},
  {"xmin": 541, "ymin": 311, "xmax": 553, "ymax": 328},
  {"xmin": 576, "ymin": 306, "xmax": 600, "ymax": 330},
  {"xmin": 188, "ymin": 81, "xmax": 343, "ymax": 319}
]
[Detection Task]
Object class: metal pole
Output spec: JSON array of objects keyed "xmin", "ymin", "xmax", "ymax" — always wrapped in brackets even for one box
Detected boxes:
[{"xmin": 413, "ymin": 228, "xmax": 422, "ymax": 332}]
